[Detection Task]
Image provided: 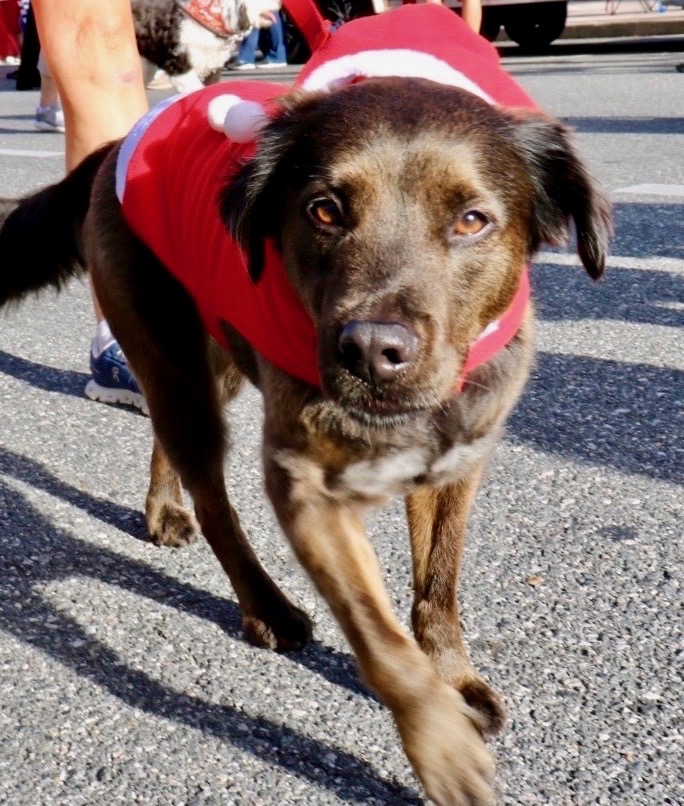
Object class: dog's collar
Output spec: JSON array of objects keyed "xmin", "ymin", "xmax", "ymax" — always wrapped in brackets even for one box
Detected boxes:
[
  {"xmin": 458, "ymin": 267, "xmax": 530, "ymax": 391},
  {"xmin": 175, "ymin": 0, "xmax": 234, "ymax": 38}
]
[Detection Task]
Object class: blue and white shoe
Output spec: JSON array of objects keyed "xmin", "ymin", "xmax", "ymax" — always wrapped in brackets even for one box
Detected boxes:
[
  {"xmin": 34, "ymin": 104, "xmax": 65, "ymax": 133},
  {"xmin": 84, "ymin": 342, "xmax": 149, "ymax": 415}
]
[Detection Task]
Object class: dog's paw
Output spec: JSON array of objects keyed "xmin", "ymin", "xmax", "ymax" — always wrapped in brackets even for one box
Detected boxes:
[
  {"xmin": 459, "ymin": 677, "xmax": 507, "ymax": 739},
  {"xmin": 147, "ymin": 502, "xmax": 198, "ymax": 548},
  {"xmin": 242, "ymin": 601, "xmax": 313, "ymax": 652},
  {"xmin": 397, "ymin": 682, "xmax": 495, "ymax": 806}
]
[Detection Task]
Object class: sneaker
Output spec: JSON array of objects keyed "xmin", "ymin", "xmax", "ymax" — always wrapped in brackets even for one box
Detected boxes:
[
  {"xmin": 84, "ymin": 342, "xmax": 149, "ymax": 415},
  {"xmin": 34, "ymin": 104, "xmax": 65, "ymax": 133},
  {"xmin": 229, "ymin": 61, "xmax": 256, "ymax": 71},
  {"xmin": 256, "ymin": 61, "xmax": 287, "ymax": 69}
]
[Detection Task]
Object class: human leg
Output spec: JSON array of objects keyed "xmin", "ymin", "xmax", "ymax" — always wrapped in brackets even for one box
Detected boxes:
[
  {"xmin": 34, "ymin": 52, "xmax": 64, "ymax": 132},
  {"xmin": 32, "ymin": 0, "xmax": 148, "ymax": 410},
  {"xmin": 261, "ymin": 12, "xmax": 286, "ymax": 65},
  {"xmin": 461, "ymin": 0, "xmax": 483, "ymax": 33},
  {"xmin": 32, "ymin": 0, "xmax": 147, "ymax": 169},
  {"xmin": 233, "ymin": 27, "xmax": 258, "ymax": 69}
]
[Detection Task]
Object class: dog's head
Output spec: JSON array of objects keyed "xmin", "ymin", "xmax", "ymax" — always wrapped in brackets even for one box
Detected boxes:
[{"xmin": 222, "ymin": 78, "xmax": 611, "ymax": 423}]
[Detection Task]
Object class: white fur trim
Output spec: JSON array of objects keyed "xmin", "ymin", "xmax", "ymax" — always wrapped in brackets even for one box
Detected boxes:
[
  {"xmin": 208, "ymin": 94, "xmax": 269, "ymax": 143},
  {"xmin": 116, "ymin": 94, "xmax": 186, "ymax": 203},
  {"xmin": 300, "ymin": 49, "xmax": 494, "ymax": 104}
]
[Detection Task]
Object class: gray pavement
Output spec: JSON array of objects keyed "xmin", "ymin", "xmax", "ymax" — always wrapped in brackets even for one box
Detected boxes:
[{"xmin": 0, "ymin": 43, "xmax": 683, "ymax": 806}]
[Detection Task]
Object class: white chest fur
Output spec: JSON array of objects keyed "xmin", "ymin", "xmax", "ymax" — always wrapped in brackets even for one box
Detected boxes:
[{"xmin": 337, "ymin": 436, "xmax": 491, "ymax": 500}]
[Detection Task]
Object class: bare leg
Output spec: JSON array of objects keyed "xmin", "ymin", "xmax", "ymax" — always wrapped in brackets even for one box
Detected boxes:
[
  {"xmin": 33, "ymin": 0, "xmax": 149, "ymax": 397},
  {"xmin": 461, "ymin": 0, "xmax": 483, "ymax": 34},
  {"xmin": 32, "ymin": 0, "xmax": 147, "ymax": 170}
]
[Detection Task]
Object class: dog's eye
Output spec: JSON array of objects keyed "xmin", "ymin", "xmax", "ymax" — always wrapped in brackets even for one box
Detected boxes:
[
  {"xmin": 306, "ymin": 197, "xmax": 344, "ymax": 228},
  {"xmin": 452, "ymin": 210, "xmax": 489, "ymax": 237}
]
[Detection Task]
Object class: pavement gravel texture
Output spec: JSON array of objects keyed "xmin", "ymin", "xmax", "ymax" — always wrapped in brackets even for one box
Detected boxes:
[{"xmin": 0, "ymin": 46, "xmax": 682, "ymax": 805}]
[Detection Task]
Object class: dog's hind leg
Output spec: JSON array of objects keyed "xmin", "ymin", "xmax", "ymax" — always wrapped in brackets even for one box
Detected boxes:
[
  {"xmin": 144, "ymin": 346, "xmax": 244, "ymax": 549},
  {"xmin": 87, "ymin": 226, "xmax": 311, "ymax": 650},
  {"xmin": 405, "ymin": 474, "xmax": 507, "ymax": 738},
  {"xmin": 145, "ymin": 438, "xmax": 199, "ymax": 548}
]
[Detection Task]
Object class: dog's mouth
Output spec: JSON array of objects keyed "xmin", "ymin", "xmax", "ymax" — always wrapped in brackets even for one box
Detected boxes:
[
  {"xmin": 341, "ymin": 399, "xmax": 430, "ymax": 429},
  {"xmin": 323, "ymin": 375, "xmax": 439, "ymax": 429}
]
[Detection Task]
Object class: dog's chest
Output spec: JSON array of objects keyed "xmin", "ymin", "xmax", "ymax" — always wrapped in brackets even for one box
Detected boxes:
[{"xmin": 333, "ymin": 437, "xmax": 490, "ymax": 500}]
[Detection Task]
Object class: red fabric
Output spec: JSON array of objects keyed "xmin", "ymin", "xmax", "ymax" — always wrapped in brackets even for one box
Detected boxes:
[
  {"xmin": 293, "ymin": 5, "xmax": 535, "ymax": 109},
  {"xmin": 459, "ymin": 268, "xmax": 530, "ymax": 391},
  {"xmin": 282, "ymin": 0, "xmax": 331, "ymax": 50},
  {"xmin": 119, "ymin": 6, "xmax": 535, "ymax": 390},
  {"xmin": 0, "ymin": 0, "xmax": 20, "ymax": 59},
  {"xmin": 119, "ymin": 82, "xmax": 321, "ymax": 386}
]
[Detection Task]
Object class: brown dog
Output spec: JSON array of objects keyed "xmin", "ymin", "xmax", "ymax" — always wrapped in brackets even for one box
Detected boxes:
[{"xmin": 0, "ymin": 78, "xmax": 610, "ymax": 803}]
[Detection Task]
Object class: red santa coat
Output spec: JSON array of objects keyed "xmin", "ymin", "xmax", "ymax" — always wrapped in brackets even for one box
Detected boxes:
[{"xmin": 117, "ymin": 5, "xmax": 534, "ymax": 389}]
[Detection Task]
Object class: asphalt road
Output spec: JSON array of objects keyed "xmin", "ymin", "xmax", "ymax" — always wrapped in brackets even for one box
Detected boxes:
[{"xmin": 0, "ymin": 43, "xmax": 682, "ymax": 805}]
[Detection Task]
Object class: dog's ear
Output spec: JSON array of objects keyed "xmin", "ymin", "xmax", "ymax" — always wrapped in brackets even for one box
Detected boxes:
[
  {"xmin": 219, "ymin": 101, "xmax": 310, "ymax": 284},
  {"xmin": 220, "ymin": 160, "xmax": 269, "ymax": 283},
  {"xmin": 507, "ymin": 110, "xmax": 612, "ymax": 279}
]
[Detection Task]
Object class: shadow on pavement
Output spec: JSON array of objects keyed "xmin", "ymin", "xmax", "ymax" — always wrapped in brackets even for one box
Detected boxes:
[
  {"xmin": 0, "ymin": 477, "xmax": 415, "ymax": 801},
  {"xmin": 510, "ymin": 352, "xmax": 682, "ymax": 484},
  {"xmin": 0, "ymin": 349, "xmax": 87, "ymax": 397}
]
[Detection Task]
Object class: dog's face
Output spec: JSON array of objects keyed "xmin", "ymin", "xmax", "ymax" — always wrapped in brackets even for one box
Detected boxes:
[{"xmin": 224, "ymin": 78, "xmax": 610, "ymax": 424}]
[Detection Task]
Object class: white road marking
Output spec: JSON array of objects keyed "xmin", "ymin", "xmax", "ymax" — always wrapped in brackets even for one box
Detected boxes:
[
  {"xmin": 613, "ymin": 184, "xmax": 684, "ymax": 197},
  {"xmin": 535, "ymin": 252, "xmax": 684, "ymax": 274},
  {"xmin": 539, "ymin": 320, "xmax": 683, "ymax": 370},
  {"xmin": 0, "ymin": 148, "xmax": 63, "ymax": 158}
]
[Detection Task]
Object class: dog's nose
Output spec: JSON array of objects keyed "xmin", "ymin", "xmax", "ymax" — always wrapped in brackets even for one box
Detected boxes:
[{"xmin": 338, "ymin": 321, "xmax": 420, "ymax": 383}]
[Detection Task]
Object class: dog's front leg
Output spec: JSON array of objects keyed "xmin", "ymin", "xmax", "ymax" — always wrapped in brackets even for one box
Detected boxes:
[
  {"xmin": 406, "ymin": 473, "xmax": 506, "ymax": 737},
  {"xmin": 266, "ymin": 453, "xmax": 494, "ymax": 806}
]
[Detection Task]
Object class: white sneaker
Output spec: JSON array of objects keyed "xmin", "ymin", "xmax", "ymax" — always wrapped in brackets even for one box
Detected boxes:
[{"xmin": 34, "ymin": 104, "xmax": 65, "ymax": 133}]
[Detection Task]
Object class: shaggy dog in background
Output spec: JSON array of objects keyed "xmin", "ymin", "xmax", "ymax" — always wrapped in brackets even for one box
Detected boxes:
[{"xmin": 132, "ymin": 0, "xmax": 280, "ymax": 91}]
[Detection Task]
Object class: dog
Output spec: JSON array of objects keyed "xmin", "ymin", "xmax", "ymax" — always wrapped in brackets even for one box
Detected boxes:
[
  {"xmin": 0, "ymin": 7, "xmax": 611, "ymax": 803},
  {"xmin": 132, "ymin": 0, "xmax": 280, "ymax": 92}
]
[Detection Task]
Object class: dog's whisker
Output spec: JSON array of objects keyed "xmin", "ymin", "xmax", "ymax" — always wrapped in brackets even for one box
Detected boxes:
[{"xmin": 462, "ymin": 379, "xmax": 495, "ymax": 394}]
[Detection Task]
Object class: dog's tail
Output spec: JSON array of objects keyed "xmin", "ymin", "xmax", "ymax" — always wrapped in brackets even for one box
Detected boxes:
[{"xmin": 0, "ymin": 144, "xmax": 113, "ymax": 308}]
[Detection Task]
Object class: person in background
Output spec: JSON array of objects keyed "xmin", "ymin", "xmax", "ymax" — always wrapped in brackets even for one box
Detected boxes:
[
  {"xmin": 31, "ymin": 0, "xmax": 149, "ymax": 412},
  {"xmin": 231, "ymin": 11, "xmax": 286, "ymax": 70},
  {"xmin": 0, "ymin": 0, "xmax": 20, "ymax": 62},
  {"xmin": 460, "ymin": 0, "xmax": 482, "ymax": 33},
  {"xmin": 34, "ymin": 52, "xmax": 64, "ymax": 132},
  {"xmin": 13, "ymin": 2, "xmax": 40, "ymax": 90}
]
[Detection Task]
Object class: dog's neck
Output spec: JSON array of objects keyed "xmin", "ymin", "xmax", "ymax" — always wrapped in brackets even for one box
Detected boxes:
[
  {"xmin": 175, "ymin": 0, "xmax": 236, "ymax": 38},
  {"xmin": 457, "ymin": 267, "xmax": 530, "ymax": 391}
]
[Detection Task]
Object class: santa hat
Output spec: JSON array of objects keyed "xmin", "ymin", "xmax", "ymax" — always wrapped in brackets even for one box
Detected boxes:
[
  {"xmin": 209, "ymin": 3, "xmax": 535, "ymax": 143},
  {"xmin": 294, "ymin": 4, "xmax": 534, "ymax": 105}
]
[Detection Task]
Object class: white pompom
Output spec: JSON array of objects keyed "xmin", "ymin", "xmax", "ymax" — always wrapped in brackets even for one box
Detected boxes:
[
  {"xmin": 207, "ymin": 94, "xmax": 241, "ymax": 132},
  {"xmin": 224, "ymin": 100, "xmax": 269, "ymax": 143},
  {"xmin": 206, "ymin": 94, "xmax": 269, "ymax": 143}
]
